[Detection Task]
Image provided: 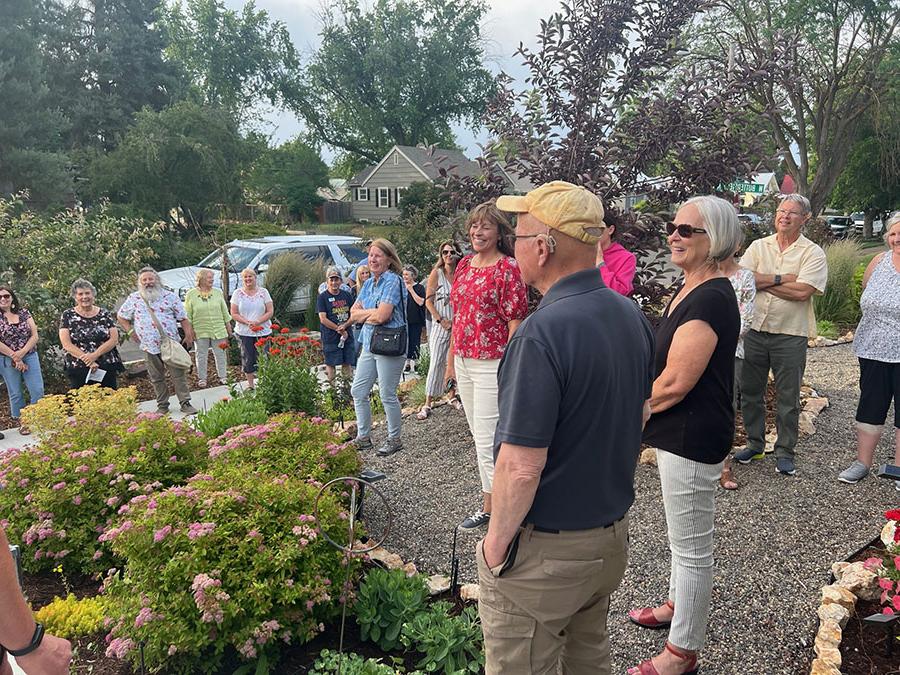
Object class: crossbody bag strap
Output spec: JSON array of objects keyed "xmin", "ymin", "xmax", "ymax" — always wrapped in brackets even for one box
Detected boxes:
[{"xmin": 141, "ymin": 297, "xmax": 167, "ymax": 338}]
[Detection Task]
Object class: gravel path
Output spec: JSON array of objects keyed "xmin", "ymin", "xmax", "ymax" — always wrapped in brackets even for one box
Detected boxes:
[{"xmin": 360, "ymin": 343, "xmax": 897, "ymax": 674}]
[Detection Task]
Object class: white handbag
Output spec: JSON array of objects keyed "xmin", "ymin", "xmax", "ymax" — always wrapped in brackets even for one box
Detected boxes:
[{"xmin": 142, "ymin": 298, "xmax": 192, "ymax": 369}]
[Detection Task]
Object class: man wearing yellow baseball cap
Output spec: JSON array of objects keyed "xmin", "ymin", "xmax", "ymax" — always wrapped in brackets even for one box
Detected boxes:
[{"xmin": 476, "ymin": 180, "xmax": 655, "ymax": 674}]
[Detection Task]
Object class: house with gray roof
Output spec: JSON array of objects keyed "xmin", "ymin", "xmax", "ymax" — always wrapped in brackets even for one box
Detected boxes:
[{"xmin": 348, "ymin": 145, "xmax": 531, "ymax": 222}]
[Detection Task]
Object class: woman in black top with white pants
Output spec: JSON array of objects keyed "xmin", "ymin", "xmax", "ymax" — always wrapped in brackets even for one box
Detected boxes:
[{"xmin": 626, "ymin": 196, "xmax": 741, "ymax": 675}]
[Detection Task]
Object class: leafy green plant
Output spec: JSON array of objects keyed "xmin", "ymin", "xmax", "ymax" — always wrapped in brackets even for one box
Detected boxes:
[
  {"xmin": 0, "ymin": 390, "xmax": 208, "ymax": 574},
  {"xmin": 816, "ymin": 319, "xmax": 839, "ymax": 339},
  {"xmin": 415, "ymin": 343, "xmax": 431, "ymax": 379},
  {"xmin": 193, "ymin": 391, "xmax": 268, "ymax": 438},
  {"xmin": 814, "ymin": 239, "xmax": 862, "ymax": 325},
  {"xmin": 850, "ymin": 257, "xmax": 872, "ymax": 320},
  {"xmin": 255, "ymin": 332, "xmax": 322, "ymax": 415},
  {"xmin": 355, "ymin": 568, "xmax": 429, "ymax": 651},
  {"xmin": 311, "ymin": 649, "xmax": 402, "ymax": 674},
  {"xmin": 102, "ymin": 468, "xmax": 359, "ymax": 673},
  {"xmin": 34, "ymin": 594, "xmax": 107, "ymax": 639},
  {"xmin": 400, "ymin": 602, "xmax": 484, "ymax": 674},
  {"xmin": 102, "ymin": 413, "xmax": 361, "ymax": 672}
]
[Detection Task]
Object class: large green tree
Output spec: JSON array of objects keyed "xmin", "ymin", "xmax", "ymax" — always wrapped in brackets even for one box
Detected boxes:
[
  {"xmin": 0, "ymin": 0, "xmax": 70, "ymax": 203},
  {"xmin": 88, "ymin": 101, "xmax": 245, "ymax": 225},
  {"xmin": 290, "ymin": 0, "xmax": 495, "ymax": 163},
  {"xmin": 164, "ymin": 0, "xmax": 299, "ymax": 125},
  {"xmin": 246, "ymin": 139, "xmax": 330, "ymax": 221},
  {"xmin": 41, "ymin": 0, "xmax": 177, "ymax": 152},
  {"xmin": 696, "ymin": 0, "xmax": 899, "ymax": 215},
  {"xmin": 830, "ymin": 51, "xmax": 900, "ymax": 234}
]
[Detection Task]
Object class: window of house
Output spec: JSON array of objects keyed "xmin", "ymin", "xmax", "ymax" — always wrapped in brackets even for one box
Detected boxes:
[
  {"xmin": 395, "ymin": 186, "xmax": 408, "ymax": 205},
  {"xmin": 392, "ymin": 152, "xmax": 399, "ymax": 165},
  {"xmin": 377, "ymin": 187, "xmax": 390, "ymax": 208},
  {"xmin": 357, "ymin": 187, "xmax": 369, "ymax": 201}
]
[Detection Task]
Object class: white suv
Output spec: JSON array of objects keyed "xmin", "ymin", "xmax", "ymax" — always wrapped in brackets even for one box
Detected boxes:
[{"xmin": 158, "ymin": 235, "xmax": 366, "ymax": 312}]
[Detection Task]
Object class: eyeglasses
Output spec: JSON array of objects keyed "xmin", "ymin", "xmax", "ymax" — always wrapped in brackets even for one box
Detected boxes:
[
  {"xmin": 441, "ymin": 250, "xmax": 454, "ymax": 255},
  {"xmin": 666, "ymin": 222, "xmax": 708, "ymax": 238},
  {"xmin": 0, "ymin": 293, "xmax": 11, "ymax": 299},
  {"xmin": 776, "ymin": 209, "xmax": 805, "ymax": 218}
]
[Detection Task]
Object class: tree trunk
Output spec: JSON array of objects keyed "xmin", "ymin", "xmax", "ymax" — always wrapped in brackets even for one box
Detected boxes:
[{"xmin": 864, "ymin": 209, "xmax": 877, "ymax": 239}]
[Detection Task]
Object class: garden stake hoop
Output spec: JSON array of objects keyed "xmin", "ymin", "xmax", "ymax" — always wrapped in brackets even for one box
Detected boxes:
[{"xmin": 314, "ymin": 476, "xmax": 393, "ymax": 675}]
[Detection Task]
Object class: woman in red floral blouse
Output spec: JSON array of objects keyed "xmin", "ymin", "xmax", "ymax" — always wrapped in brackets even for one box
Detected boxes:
[{"xmin": 446, "ymin": 201, "xmax": 528, "ymax": 529}]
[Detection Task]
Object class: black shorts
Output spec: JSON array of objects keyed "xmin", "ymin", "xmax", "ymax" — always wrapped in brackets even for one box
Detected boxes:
[{"xmin": 856, "ymin": 358, "xmax": 900, "ymax": 428}]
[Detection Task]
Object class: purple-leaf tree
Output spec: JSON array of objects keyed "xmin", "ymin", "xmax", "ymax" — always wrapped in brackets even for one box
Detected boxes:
[{"xmin": 446, "ymin": 0, "xmax": 773, "ymax": 311}]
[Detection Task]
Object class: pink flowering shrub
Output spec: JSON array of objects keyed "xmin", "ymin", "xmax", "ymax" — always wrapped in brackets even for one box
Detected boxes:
[
  {"xmin": 101, "ymin": 468, "xmax": 360, "ymax": 672},
  {"xmin": 0, "ymin": 403, "xmax": 207, "ymax": 574},
  {"xmin": 863, "ymin": 509, "xmax": 900, "ymax": 615},
  {"xmin": 206, "ymin": 413, "xmax": 360, "ymax": 481}
]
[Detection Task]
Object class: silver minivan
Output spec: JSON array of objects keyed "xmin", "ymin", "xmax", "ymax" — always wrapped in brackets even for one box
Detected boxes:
[{"xmin": 158, "ymin": 235, "xmax": 367, "ymax": 312}]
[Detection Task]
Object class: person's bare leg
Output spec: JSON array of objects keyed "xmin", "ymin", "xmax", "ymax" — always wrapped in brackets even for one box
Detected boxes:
[
  {"xmin": 856, "ymin": 423, "xmax": 883, "ymax": 467},
  {"xmin": 325, "ymin": 365, "xmax": 335, "ymax": 382},
  {"xmin": 894, "ymin": 427, "xmax": 900, "ymax": 465},
  {"xmin": 341, "ymin": 364, "xmax": 353, "ymax": 379},
  {"xmin": 246, "ymin": 372, "xmax": 255, "ymax": 389},
  {"xmin": 483, "ymin": 491, "xmax": 491, "ymax": 514}
]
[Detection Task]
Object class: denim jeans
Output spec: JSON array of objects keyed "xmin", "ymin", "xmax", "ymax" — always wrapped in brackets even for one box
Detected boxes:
[
  {"xmin": 0, "ymin": 351, "xmax": 45, "ymax": 419},
  {"xmin": 351, "ymin": 349, "xmax": 405, "ymax": 440}
]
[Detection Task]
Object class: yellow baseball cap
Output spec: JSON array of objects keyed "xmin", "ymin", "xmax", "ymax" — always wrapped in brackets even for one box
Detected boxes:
[{"xmin": 496, "ymin": 181, "xmax": 606, "ymax": 245}]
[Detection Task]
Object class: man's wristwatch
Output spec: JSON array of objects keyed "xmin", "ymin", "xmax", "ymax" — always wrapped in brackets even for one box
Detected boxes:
[
  {"xmin": 7, "ymin": 622, "xmax": 45, "ymax": 657},
  {"xmin": 773, "ymin": 274, "xmax": 783, "ymax": 286}
]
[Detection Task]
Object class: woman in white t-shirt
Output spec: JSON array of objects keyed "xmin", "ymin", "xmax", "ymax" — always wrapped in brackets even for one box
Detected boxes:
[{"xmin": 230, "ymin": 268, "xmax": 273, "ymax": 389}]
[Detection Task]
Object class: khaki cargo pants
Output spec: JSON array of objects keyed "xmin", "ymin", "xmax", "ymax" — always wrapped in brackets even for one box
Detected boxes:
[{"xmin": 476, "ymin": 518, "xmax": 629, "ymax": 675}]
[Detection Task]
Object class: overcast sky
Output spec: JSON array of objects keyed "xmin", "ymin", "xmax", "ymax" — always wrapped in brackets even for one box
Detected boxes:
[{"xmin": 221, "ymin": 0, "xmax": 563, "ymax": 162}]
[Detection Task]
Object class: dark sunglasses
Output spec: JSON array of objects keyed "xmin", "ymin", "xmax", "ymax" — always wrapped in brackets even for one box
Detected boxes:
[
  {"xmin": 0, "ymin": 293, "xmax": 11, "ymax": 299},
  {"xmin": 666, "ymin": 222, "xmax": 707, "ymax": 238}
]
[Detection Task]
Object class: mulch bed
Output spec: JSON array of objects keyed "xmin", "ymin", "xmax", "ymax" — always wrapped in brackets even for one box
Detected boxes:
[{"xmin": 840, "ymin": 541, "xmax": 900, "ymax": 674}]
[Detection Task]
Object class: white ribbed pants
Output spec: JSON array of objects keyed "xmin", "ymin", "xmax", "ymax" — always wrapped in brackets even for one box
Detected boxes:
[
  {"xmin": 657, "ymin": 449, "xmax": 723, "ymax": 650},
  {"xmin": 455, "ymin": 356, "xmax": 500, "ymax": 493},
  {"xmin": 194, "ymin": 338, "xmax": 228, "ymax": 382}
]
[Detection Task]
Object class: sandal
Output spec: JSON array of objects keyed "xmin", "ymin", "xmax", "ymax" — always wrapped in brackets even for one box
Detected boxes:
[
  {"xmin": 449, "ymin": 395, "xmax": 463, "ymax": 411},
  {"xmin": 197, "ymin": 380, "xmax": 207, "ymax": 389},
  {"xmin": 17, "ymin": 423, "xmax": 31, "ymax": 436},
  {"xmin": 627, "ymin": 599, "xmax": 673, "ymax": 629},
  {"xmin": 416, "ymin": 405, "xmax": 432, "ymax": 420},
  {"xmin": 627, "ymin": 641, "xmax": 699, "ymax": 675},
  {"xmin": 719, "ymin": 466, "xmax": 738, "ymax": 490}
]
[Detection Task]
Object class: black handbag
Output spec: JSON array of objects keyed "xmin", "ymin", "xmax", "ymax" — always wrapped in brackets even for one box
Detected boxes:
[{"xmin": 369, "ymin": 277, "xmax": 408, "ymax": 357}]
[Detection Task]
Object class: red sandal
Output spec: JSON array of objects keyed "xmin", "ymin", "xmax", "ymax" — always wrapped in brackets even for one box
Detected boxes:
[
  {"xmin": 627, "ymin": 641, "xmax": 699, "ymax": 675},
  {"xmin": 627, "ymin": 599, "xmax": 674, "ymax": 629}
]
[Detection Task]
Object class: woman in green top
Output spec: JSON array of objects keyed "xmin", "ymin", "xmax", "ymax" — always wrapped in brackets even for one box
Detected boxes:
[{"xmin": 184, "ymin": 269, "xmax": 232, "ymax": 387}]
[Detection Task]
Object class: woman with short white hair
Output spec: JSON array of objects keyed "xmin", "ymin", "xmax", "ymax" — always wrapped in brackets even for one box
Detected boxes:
[
  {"xmin": 59, "ymin": 279, "xmax": 124, "ymax": 390},
  {"xmin": 184, "ymin": 269, "xmax": 232, "ymax": 388},
  {"xmin": 627, "ymin": 196, "xmax": 741, "ymax": 675}
]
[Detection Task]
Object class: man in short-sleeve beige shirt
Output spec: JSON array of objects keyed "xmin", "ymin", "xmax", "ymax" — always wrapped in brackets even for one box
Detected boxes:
[
  {"xmin": 740, "ymin": 233, "xmax": 827, "ymax": 338},
  {"xmin": 735, "ymin": 195, "xmax": 828, "ymax": 475}
]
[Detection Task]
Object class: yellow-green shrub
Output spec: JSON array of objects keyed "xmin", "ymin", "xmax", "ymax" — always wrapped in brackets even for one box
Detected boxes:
[
  {"xmin": 21, "ymin": 386, "xmax": 139, "ymax": 439},
  {"xmin": 34, "ymin": 594, "xmax": 106, "ymax": 638}
]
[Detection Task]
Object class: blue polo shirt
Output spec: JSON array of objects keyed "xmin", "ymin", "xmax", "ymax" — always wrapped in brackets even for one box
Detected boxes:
[
  {"xmin": 354, "ymin": 270, "xmax": 407, "ymax": 352},
  {"xmin": 494, "ymin": 268, "xmax": 655, "ymax": 531}
]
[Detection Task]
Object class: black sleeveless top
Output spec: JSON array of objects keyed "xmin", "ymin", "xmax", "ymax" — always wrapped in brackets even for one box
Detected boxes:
[{"xmin": 642, "ymin": 277, "xmax": 739, "ymax": 464}]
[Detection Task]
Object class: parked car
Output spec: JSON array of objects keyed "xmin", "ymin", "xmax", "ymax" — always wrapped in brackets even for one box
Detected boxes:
[
  {"xmin": 825, "ymin": 215, "xmax": 853, "ymax": 239},
  {"xmin": 158, "ymin": 236, "xmax": 367, "ymax": 312},
  {"xmin": 851, "ymin": 212, "xmax": 884, "ymax": 237}
]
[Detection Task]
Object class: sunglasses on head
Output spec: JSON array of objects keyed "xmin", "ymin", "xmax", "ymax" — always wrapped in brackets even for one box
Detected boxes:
[{"xmin": 666, "ymin": 222, "xmax": 707, "ymax": 238}]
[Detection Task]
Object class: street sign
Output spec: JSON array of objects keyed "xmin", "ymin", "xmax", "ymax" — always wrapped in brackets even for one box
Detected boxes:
[{"xmin": 721, "ymin": 181, "xmax": 765, "ymax": 194}]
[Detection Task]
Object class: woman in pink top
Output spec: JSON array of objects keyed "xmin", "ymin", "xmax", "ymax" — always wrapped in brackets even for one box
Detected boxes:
[
  {"xmin": 596, "ymin": 219, "xmax": 637, "ymax": 296},
  {"xmin": 446, "ymin": 201, "xmax": 529, "ymax": 529}
]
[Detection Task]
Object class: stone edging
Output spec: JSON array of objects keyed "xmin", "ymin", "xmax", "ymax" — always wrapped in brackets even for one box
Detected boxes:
[
  {"xmin": 808, "ymin": 331, "xmax": 854, "ymax": 348},
  {"xmin": 809, "ymin": 560, "xmax": 880, "ymax": 674},
  {"xmin": 810, "ymin": 521, "xmax": 896, "ymax": 674}
]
